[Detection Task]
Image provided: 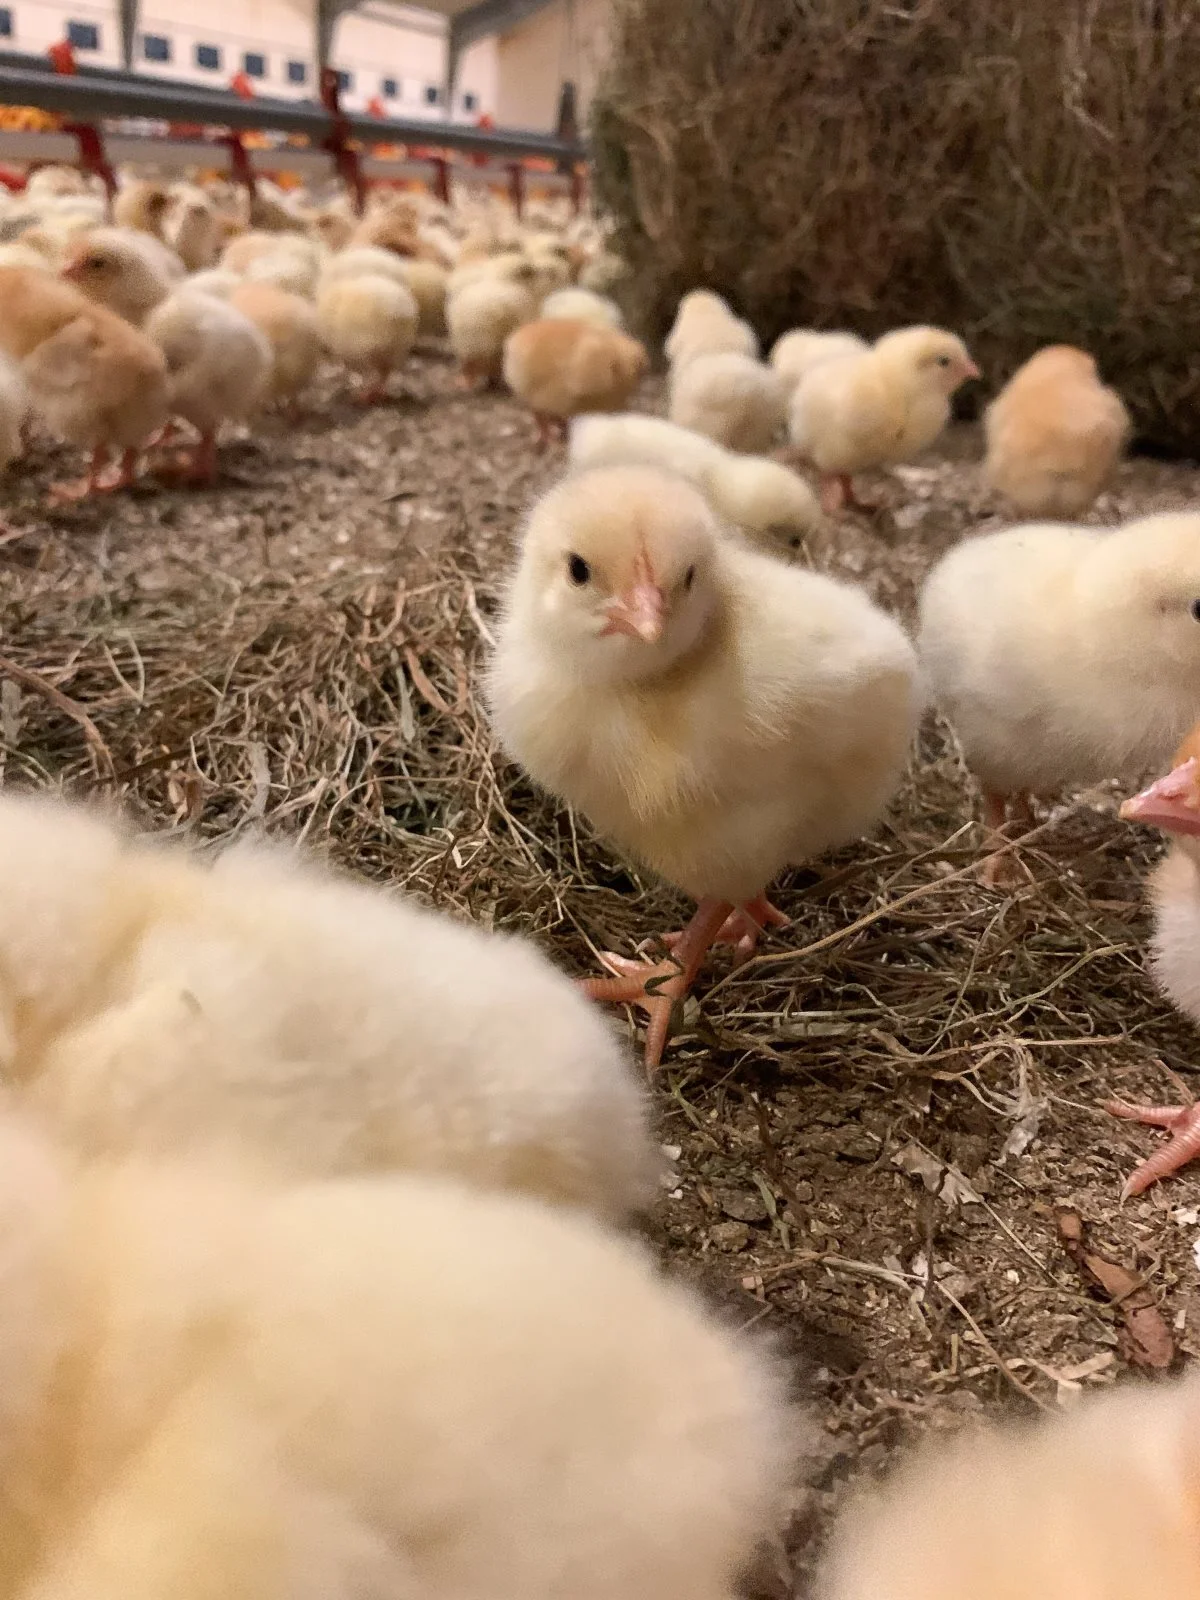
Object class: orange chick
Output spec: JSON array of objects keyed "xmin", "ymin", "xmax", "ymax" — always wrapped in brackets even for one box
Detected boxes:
[
  {"xmin": 984, "ymin": 345, "xmax": 1130, "ymax": 518},
  {"xmin": 0, "ymin": 268, "xmax": 167, "ymax": 499},
  {"xmin": 1115, "ymin": 718, "xmax": 1200, "ymax": 1196},
  {"xmin": 502, "ymin": 318, "xmax": 649, "ymax": 448}
]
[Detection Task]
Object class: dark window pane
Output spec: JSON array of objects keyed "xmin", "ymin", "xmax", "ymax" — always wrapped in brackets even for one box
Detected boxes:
[
  {"xmin": 462, "ymin": 91, "xmax": 477, "ymax": 112},
  {"xmin": 424, "ymin": 83, "xmax": 439, "ymax": 104},
  {"xmin": 286, "ymin": 59, "xmax": 307, "ymax": 84},
  {"xmin": 381, "ymin": 76, "xmax": 397, "ymax": 98},
  {"xmin": 243, "ymin": 51, "xmax": 266, "ymax": 78},
  {"xmin": 142, "ymin": 32, "xmax": 170, "ymax": 61},
  {"xmin": 0, "ymin": 11, "xmax": 13, "ymax": 39},
  {"xmin": 335, "ymin": 69, "xmax": 352, "ymax": 91},
  {"xmin": 195, "ymin": 42, "xmax": 220, "ymax": 69},
  {"xmin": 66, "ymin": 20, "xmax": 99, "ymax": 49}
]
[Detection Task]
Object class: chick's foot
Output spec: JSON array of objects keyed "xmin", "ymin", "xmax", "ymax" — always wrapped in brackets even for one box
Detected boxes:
[
  {"xmin": 1107, "ymin": 1099, "xmax": 1200, "ymax": 1199},
  {"xmin": 580, "ymin": 897, "xmax": 735, "ymax": 1072},
  {"xmin": 661, "ymin": 895, "xmax": 789, "ymax": 967},
  {"xmin": 48, "ymin": 445, "xmax": 112, "ymax": 504}
]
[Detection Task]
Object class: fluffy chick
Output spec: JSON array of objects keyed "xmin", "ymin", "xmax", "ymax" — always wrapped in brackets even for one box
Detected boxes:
[
  {"xmin": 789, "ymin": 325, "xmax": 978, "ymax": 512},
  {"xmin": 983, "ymin": 344, "xmax": 1131, "ymax": 518},
  {"xmin": 503, "ymin": 318, "xmax": 649, "ymax": 448},
  {"xmin": 392, "ymin": 257, "xmax": 448, "ymax": 336},
  {"xmin": 0, "ymin": 793, "xmax": 654, "ymax": 1218},
  {"xmin": 918, "ymin": 510, "xmax": 1200, "ymax": 874},
  {"xmin": 665, "ymin": 290, "xmax": 758, "ymax": 368},
  {"xmin": 448, "ymin": 272, "xmax": 539, "ymax": 387},
  {"xmin": 822, "ymin": 1370, "xmax": 1200, "ymax": 1600},
  {"xmin": 569, "ymin": 412, "xmax": 822, "ymax": 554},
  {"xmin": 0, "ymin": 1114, "xmax": 795, "ymax": 1600},
  {"xmin": 1111, "ymin": 719, "xmax": 1200, "ymax": 1196},
  {"xmin": 111, "ymin": 177, "xmax": 172, "ymax": 238},
  {"xmin": 769, "ymin": 328, "xmax": 868, "ymax": 397},
  {"xmin": 489, "ymin": 465, "xmax": 919, "ymax": 1068},
  {"xmin": 670, "ymin": 352, "xmax": 788, "ymax": 454},
  {"xmin": 161, "ymin": 183, "xmax": 222, "ymax": 273},
  {"xmin": 21, "ymin": 300, "xmax": 168, "ymax": 500},
  {"xmin": 229, "ymin": 282, "xmax": 323, "ymax": 412},
  {"xmin": 61, "ymin": 226, "xmax": 184, "ymax": 325},
  {"xmin": 542, "ymin": 285, "xmax": 624, "ymax": 330},
  {"xmin": 144, "ymin": 289, "xmax": 271, "ymax": 481},
  {"xmin": 316, "ymin": 273, "xmax": 418, "ymax": 403}
]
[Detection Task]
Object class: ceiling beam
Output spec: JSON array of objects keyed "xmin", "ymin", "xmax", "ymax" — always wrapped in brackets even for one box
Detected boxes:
[{"xmin": 445, "ymin": 0, "xmax": 554, "ymax": 101}]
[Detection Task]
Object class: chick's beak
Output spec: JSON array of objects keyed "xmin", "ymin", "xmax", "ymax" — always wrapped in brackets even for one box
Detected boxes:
[
  {"xmin": 1120, "ymin": 757, "xmax": 1200, "ymax": 836},
  {"xmin": 601, "ymin": 582, "xmax": 667, "ymax": 645},
  {"xmin": 962, "ymin": 359, "xmax": 981, "ymax": 380}
]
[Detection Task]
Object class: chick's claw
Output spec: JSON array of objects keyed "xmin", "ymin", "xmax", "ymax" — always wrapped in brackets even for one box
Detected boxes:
[
  {"xmin": 659, "ymin": 896, "xmax": 789, "ymax": 967},
  {"xmin": 1106, "ymin": 1099, "xmax": 1200, "ymax": 1198}
]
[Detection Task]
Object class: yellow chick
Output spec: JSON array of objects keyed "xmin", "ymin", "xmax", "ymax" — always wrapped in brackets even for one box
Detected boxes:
[
  {"xmin": 221, "ymin": 229, "xmax": 298, "ymax": 274},
  {"xmin": 788, "ymin": 325, "xmax": 979, "ymax": 513},
  {"xmin": 144, "ymin": 288, "xmax": 271, "ymax": 482},
  {"xmin": 488, "ymin": 465, "xmax": 920, "ymax": 1068},
  {"xmin": 669, "ymin": 351, "xmax": 788, "ymax": 454},
  {"xmin": 392, "ymin": 257, "xmax": 448, "ymax": 337},
  {"xmin": 242, "ymin": 245, "xmax": 322, "ymax": 300},
  {"xmin": 111, "ymin": 176, "xmax": 172, "ymax": 237},
  {"xmin": 0, "ymin": 793, "xmax": 655, "ymax": 1219},
  {"xmin": 320, "ymin": 244, "xmax": 413, "ymax": 290},
  {"xmin": 665, "ymin": 290, "xmax": 758, "ymax": 367},
  {"xmin": 229, "ymin": 282, "xmax": 323, "ymax": 413},
  {"xmin": 162, "ymin": 183, "xmax": 222, "ymax": 272},
  {"xmin": 502, "ymin": 318, "xmax": 649, "ymax": 448},
  {"xmin": 0, "ymin": 1112, "xmax": 795, "ymax": 1600},
  {"xmin": 0, "ymin": 241, "xmax": 54, "ymax": 273},
  {"xmin": 821, "ymin": 1372, "xmax": 1200, "ymax": 1600},
  {"xmin": 983, "ymin": 344, "xmax": 1131, "ymax": 518},
  {"xmin": 60, "ymin": 226, "xmax": 185, "ymax": 325},
  {"xmin": 25, "ymin": 162, "xmax": 92, "ymax": 200},
  {"xmin": 20, "ymin": 298, "xmax": 168, "ymax": 501},
  {"xmin": 447, "ymin": 272, "xmax": 539, "ymax": 388},
  {"xmin": 918, "ymin": 510, "xmax": 1200, "ymax": 860},
  {"xmin": 769, "ymin": 328, "xmax": 868, "ymax": 397},
  {"xmin": 542, "ymin": 286, "xmax": 625, "ymax": 331},
  {"xmin": 316, "ymin": 273, "xmax": 419, "ymax": 404},
  {"xmin": 569, "ymin": 412, "xmax": 823, "ymax": 553}
]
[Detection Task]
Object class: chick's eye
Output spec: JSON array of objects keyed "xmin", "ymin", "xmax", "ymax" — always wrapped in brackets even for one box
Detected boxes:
[
  {"xmin": 936, "ymin": 354, "xmax": 951, "ymax": 368},
  {"xmin": 1190, "ymin": 598, "xmax": 1200, "ymax": 622},
  {"xmin": 682, "ymin": 565, "xmax": 696, "ymax": 591},
  {"xmin": 567, "ymin": 553, "xmax": 591, "ymax": 586}
]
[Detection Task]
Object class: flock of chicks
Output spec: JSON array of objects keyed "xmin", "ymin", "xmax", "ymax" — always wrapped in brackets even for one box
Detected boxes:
[{"xmin": 0, "ymin": 161, "xmax": 1199, "ymax": 1598}]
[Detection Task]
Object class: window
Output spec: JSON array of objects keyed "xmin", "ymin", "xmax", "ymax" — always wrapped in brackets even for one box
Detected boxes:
[
  {"xmin": 66, "ymin": 20, "xmax": 99, "ymax": 49},
  {"xmin": 195, "ymin": 42, "xmax": 220, "ymax": 69},
  {"xmin": 381, "ymin": 76, "xmax": 397, "ymax": 98},
  {"xmin": 0, "ymin": 9, "xmax": 12, "ymax": 38},
  {"xmin": 142, "ymin": 32, "xmax": 170, "ymax": 62},
  {"xmin": 335, "ymin": 69, "xmax": 352, "ymax": 91},
  {"xmin": 424, "ymin": 83, "xmax": 439, "ymax": 104},
  {"xmin": 286, "ymin": 59, "xmax": 306, "ymax": 84},
  {"xmin": 242, "ymin": 50, "xmax": 266, "ymax": 78},
  {"xmin": 462, "ymin": 91, "xmax": 477, "ymax": 112}
]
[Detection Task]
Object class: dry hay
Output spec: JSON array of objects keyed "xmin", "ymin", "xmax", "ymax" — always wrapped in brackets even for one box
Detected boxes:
[
  {"xmin": 4, "ymin": 369, "xmax": 1200, "ymax": 1587},
  {"xmin": 592, "ymin": 0, "xmax": 1200, "ymax": 453}
]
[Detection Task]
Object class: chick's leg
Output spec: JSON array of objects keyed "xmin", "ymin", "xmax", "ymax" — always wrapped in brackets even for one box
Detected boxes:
[
  {"xmin": 581, "ymin": 896, "xmax": 735, "ymax": 1071},
  {"xmin": 95, "ymin": 447, "xmax": 140, "ymax": 493},
  {"xmin": 980, "ymin": 789, "xmax": 1035, "ymax": 888},
  {"xmin": 820, "ymin": 473, "xmax": 878, "ymax": 516},
  {"xmin": 1106, "ymin": 1099, "xmax": 1200, "ymax": 1199},
  {"xmin": 48, "ymin": 444, "xmax": 110, "ymax": 504},
  {"xmin": 663, "ymin": 894, "xmax": 789, "ymax": 967}
]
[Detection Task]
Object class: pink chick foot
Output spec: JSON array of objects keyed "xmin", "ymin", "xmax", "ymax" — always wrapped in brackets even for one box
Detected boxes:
[
  {"xmin": 661, "ymin": 895, "xmax": 789, "ymax": 967},
  {"xmin": 1106, "ymin": 1099, "xmax": 1200, "ymax": 1199}
]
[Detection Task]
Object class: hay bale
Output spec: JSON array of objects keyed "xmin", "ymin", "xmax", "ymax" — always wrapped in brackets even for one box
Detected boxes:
[{"xmin": 592, "ymin": 0, "xmax": 1200, "ymax": 453}]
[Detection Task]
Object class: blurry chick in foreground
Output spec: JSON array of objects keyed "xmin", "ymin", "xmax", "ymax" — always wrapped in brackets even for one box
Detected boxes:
[
  {"xmin": 821, "ymin": 1370, "xmax": 1200, "ymax": 1600},
  {"xmin": 61, "ymin": 225, "xmax": 184, "ymax": 325},
  {"xmin": 0, "ymin": 1113, "xmax": 796, "ymax": 1600},
  {"xmin": 0, "ymin": 793, "xmax": 654, "ymax": 1220},
  {"xmin": 1114, "ymin": 718, "xmax": 1200, "ymax": 1196},
  {"xmin": 569, "ymin": 412, "xmax": 823, "ymax": 553},
  {"xmin": 489, "ymin": 465, "xmax": 920, "ymax": 1069},
  {"xmin": 0, "ymin": 266, "xmax": 168, "ymax": 500},
  {"xmin": 316, "ymin": 272, "xmax": 419, "ymax": 403},
  {"xmin": 502, "ymin": 317, "xmax": 648, "ymax": 448},
  {"xmin": 919, "ymin": 511, "xmax": 1200, "ymax": 881},
  {"xmin": 983, "ymin": 344, "xmax": 1130, "ymax": 518},
  {"xmin": 145, "ymin": 289, "xmax": 271, "ymax": 481},
  {"xmin": 789, "ymin": 325, "xmax": 978, "ymax": 513}
]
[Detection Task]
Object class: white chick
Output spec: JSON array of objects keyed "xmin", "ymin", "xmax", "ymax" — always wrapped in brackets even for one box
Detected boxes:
[
  {"xmin": 665, "ymin": 289, "xmax": 758, "ymax": 367},
  {"xmin": 229, "ymin": 282, "xmax": 323, "ymax": 413},
  {"xmin": 243, "ymin": 245, "xmax": 322, "ymax": 300},
  {"xmin": 542, "ymin": 285, "xmax": 625, "ymax": 331},
  {"xmin": 447, "ymin": 273, "xmax": 539, "ymax": 388},
  {"xmin": 1112, "ymin": 719, "xmax": 1200, "ymax": 1197},
  {"xmin": 918, "ymin": 510, "xmax": 1200, "ymax": 873},
  {"xmin": 320, "ymin": 244, "xmax": 414, "ymax": 290},
  {"xmin": 983, "ymin": 344, "xmax": 1131, "ymax": 518},
  {"xmin": 0, "ymin": 241, "xmax": 53, "ymax": 273},
  {"xmin": 0, "ymin": 1112, "xmax": 795, "ymax": 1600},
  {"xmin": 162, "ymin": 183, "xmax": 221, "ymax": 272},
  {"xmin": 821, "ymin": 1369, "xmax": 1200, "ymax": 1600},
  {"xmin": 569, "ymin": 412, "xmax": 823, "ymax": 552},
  {"xmin": 144, "ymin": 288, "xmax": 271, "ymax": 481},
  {"xmin": 221, "ymin": 229, "xmax": 320, "ymax": 277},
  {"xmin": 0, "ymin": 793, "xmax": 654, "ymax": 1219},
  {"xmin": 669, "ymin": 351, "xmax": 788, "ymax": 453},
  {"xmin": 488, "ymin": 464, "xmax": 920, "ymax": 1069},
  {"xmin": 769, "ymin": 328, "xmax": 868, "ymax": 397},
  {"xmin": 60, "ymin": 225, "xmax": 185, "ymax": 324},
  {"xmin": 789, "ymin": 325, "xmax": 979, "ymax": 512},
  {"xmin": 184, "ymin": 267, "xmax": 242, "ymax": 299},
  {"xmin": 316, "ymin": 273, "xmax": 418, "ymax": 404}
]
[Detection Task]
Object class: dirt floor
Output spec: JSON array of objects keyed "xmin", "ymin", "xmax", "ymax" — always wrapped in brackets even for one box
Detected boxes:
[{"xmin": 3, "ymin": 351, "xmax": 1200, "ymax": 1595}]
